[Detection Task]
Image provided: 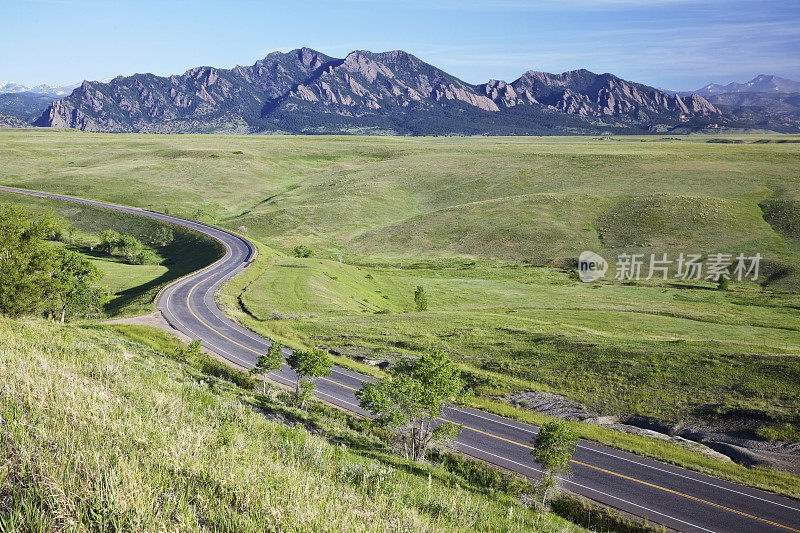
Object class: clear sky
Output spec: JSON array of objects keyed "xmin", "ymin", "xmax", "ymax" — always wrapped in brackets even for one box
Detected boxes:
[{"xmin": 2, "ymin": 0, "xmax": 798, "ymax": 90}]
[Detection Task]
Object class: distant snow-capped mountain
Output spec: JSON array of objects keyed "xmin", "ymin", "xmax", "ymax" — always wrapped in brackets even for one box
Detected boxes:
[
  {"xmin": 0, "ymin": 81, "xmax": 79, "ymax": 96},
  {"xmin": 669, "ymin": 75, "xmax": 800, "ymax": 117},
  {"xmin": 692, "ymin": 75, "xmax": 800, "ymax": 96}
]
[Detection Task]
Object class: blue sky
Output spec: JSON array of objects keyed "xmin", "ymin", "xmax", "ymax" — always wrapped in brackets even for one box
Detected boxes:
[{"xmin": 2, "ymin": 0, "xmax": 799, "ymax": 90}]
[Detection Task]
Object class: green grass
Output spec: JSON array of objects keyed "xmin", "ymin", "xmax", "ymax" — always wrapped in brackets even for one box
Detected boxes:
[
  {"xmin": 88, "ymin": 256, "xmax": 169, "ymax": 298},
  {"xmin": 2, "ymin": 130, "xmax": 799, "ymax": 495},
  {"xmin": 100, "ymin": 322, "xmax": 186, "ymax": 353},
  {"xmin": 0, "ymin": 316, "xmax": 581, "ymax": 532},
  {"xmin": 755, "ymin": 422, "xmax": 800, "ymax": 443},
  {"xmin": 99, "ymin": 323, "xmax": 257, "ymax": 389},
  {"xmin": 1, "ymin": 131, "xmax": 798, "ymax": 282}
]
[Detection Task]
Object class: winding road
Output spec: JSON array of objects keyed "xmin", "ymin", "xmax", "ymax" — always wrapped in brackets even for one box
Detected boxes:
[{"xmin": 3, "ymin": 185, "xmax": 800, "ymax": 533}]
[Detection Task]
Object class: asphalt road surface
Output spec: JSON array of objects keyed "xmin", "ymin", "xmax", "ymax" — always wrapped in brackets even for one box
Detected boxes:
[{"xmin": 4, "ymin": 185, "xmax": 800, "ymax": 533}]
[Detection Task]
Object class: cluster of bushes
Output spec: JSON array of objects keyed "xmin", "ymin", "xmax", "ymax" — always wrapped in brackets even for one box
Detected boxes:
[
  {"xmin": 292, "ymin": 244, "xmax": 314, "ymax": 258},
  {"xmin": 97, "ymin": 230, "xmax": 160, "ymax": 264}
]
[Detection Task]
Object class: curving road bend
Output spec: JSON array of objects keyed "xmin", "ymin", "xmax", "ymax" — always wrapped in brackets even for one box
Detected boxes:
[{"xmin": 3, "ymin": 185, "xmax": 800, "ymax": 533}]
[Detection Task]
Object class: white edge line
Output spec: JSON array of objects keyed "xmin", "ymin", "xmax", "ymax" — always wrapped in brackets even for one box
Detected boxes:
[{"xmin": 454, "ymin": 441, "xmax": 717, "ymax": 533}]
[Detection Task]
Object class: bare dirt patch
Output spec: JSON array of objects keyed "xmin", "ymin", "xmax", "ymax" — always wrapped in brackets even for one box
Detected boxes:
[{"xmin": 102, "ymin": 312, "xmax": 250, "ymax": 372}]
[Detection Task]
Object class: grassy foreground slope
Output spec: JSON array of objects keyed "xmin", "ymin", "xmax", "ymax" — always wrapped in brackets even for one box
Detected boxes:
[{"xmin": 0, "ymin": 317, "xmax": 580, "ymax": 532}]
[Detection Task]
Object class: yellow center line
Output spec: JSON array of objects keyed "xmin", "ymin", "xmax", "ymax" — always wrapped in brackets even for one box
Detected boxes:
[
  {"xmin": 568, "ymin": 460, "xmax": 800, "ymax": 533},
  {"xmin": 320, "ymin": 376, "xmax": 359, "ymax": 390},
  {"xmin": 186, "ymin": 280, "xmax": 268, "ymax": 358},
  {"xmin": 183, "ymin": 276, "xmax": 800, "ymax": 533}
]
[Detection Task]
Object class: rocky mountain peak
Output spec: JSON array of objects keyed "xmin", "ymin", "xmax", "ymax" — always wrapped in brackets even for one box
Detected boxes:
[
  {"xmin": 682, "ymin": 93, "xmax": 718, "ymax": 113},
  {"xmin": 480, "ymin": 79, "xmax": 521, "ymax": 106},
  {"xmin": 341, "ymin": 50, "xmax": 397, "ymax": 81},
  {"xmin": 295, "ymin": 47, "xmax": 328, "ymax": 69},
  {"xmin": 184, "ymin": 66, "xmax": 220, "ymax": 85}
]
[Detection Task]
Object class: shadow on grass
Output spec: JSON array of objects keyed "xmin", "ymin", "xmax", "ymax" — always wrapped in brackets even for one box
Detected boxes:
[
  {"xmin": 665, "ymin": 282, "xmax": 719, "ymax": 291},
  {"xmin": 97, "ymin": 229, "xmax": 225, "ymax": 316}
]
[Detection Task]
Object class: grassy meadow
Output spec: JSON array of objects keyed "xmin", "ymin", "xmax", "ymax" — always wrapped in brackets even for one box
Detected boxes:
[
  {"xmin": 1, "ymin": 129, "xmax": 799, "ymax": 443},
  {"xmin": 1, "ymin": 130, "xmax": 798, "ymax": 281},
  {"xmin": 225, "ymin": 253, "xmax": 800, "ymax": 430}
]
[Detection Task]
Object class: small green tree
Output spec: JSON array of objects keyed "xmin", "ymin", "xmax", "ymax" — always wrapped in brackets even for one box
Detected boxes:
[
  {"xmin": 717, "ymin": 276, "xmax": 730, "ymax": 291},
  {"xmin": 0, "ymin": 206, "xmax": 62, "ymax": 318},
  {"xmin": 292, "ymin": 245, "xmax": 314, "ymax": 258},
  {"xmin": 285, "ymin": 348, "xmax": 333, "ymax": 408},
  {"xmin": 357, "ymin": 350, "xmax": 471, "ymax": 461},
  {"xmin": 134, "ymin": 249, "xmax": 158, "ymax": 265},
  {"xmin": 149, "ymin": 227, "xmax": 174, "ymax": 247},
  {"xmin": 48, "ymin": 249, "xmax": 108, "ymax": 322},
  {"xmin": 531, "ymin": 420, "xmax": 578, "ymax": 509},
  {"xmin": 98, "ymin": 230, "xmax": 120, "ymax": 255},
  {"xmin": 250, "ymin": 341, "xmax": 285, "ymax": 395},
  {"xmin": 117, "ymin": 234, "xmax": 143, "ymax": 264},
  {"xmin": 414, "ymin": 285, "xmax": 427, "ymax": 311}
]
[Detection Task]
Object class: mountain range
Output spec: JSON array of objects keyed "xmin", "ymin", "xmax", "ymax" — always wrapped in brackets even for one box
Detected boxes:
[
  {"xmin": 29, "ymin": 48, "xmax": 728, "ymax": 135},
  {"xmin": 3, "ymin": 50, "xmax": 800, "ymax": 135},
  {"xmin": 663, "ymin": 75, "xmax": 800, "ymax": 120},
  {"xmin": 0, "ymin": 92, "xmax": 57, "ymax": 122},
  {"xmin": 691, "ymin": 75, "xmax": 800, "ymax": 97}
]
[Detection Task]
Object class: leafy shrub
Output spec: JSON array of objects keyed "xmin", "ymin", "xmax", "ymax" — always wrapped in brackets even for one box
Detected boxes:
[
  {"xmin": 174, "ymin": 340, "xmax": 256, "ymax": 390},
  {"xmin": 414, "ymin": 285, "xmax": 427, "ymax": 311},
  {"xmin": 292, "ymin": 244, "xmax": 315, "ymax": 258},
  {"xmin": 427, "ymin": 449, "xmax": 531, "ymax": 496}
]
